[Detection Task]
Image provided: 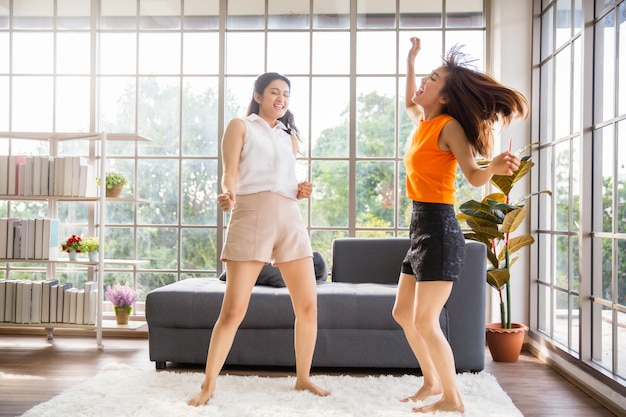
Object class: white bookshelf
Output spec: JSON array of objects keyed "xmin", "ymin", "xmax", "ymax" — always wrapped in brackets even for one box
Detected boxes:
[{"xmin": 0, "ymin": 132, "xmax": 149, "ymax": 349}]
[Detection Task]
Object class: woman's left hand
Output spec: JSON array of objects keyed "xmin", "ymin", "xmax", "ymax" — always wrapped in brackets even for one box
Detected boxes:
[
  {"xmin": 297, "ymin": 181, "xmax": 313, "ymax": 199},
  {"xmin": 492, "ymin": 151, "xmax": 521, "ymax": 176}
]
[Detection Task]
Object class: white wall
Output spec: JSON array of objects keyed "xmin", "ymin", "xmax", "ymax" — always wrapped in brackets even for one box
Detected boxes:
[{"xmin": 487, "ymin": 0, "xmax": 533, "ymax": 325}]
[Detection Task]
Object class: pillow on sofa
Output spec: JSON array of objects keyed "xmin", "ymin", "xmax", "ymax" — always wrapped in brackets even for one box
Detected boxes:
[{"xmin": 219, "ymin": 251, "xmax": 328, "ymax": 287}]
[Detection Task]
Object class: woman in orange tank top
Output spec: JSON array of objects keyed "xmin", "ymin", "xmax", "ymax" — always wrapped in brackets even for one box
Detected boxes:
[{"xmin": 392, "ymin": 37, "xmax": 529, "ymax": 414}]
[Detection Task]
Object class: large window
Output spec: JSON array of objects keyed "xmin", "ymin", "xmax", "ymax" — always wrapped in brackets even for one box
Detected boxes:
[
  {"xmin": 535, "ymin": 0, "xmax": 626, "ymax": 385},
  {"xmin": 0, "ymin": 0, "xmax": 485, "ymax": 308}
]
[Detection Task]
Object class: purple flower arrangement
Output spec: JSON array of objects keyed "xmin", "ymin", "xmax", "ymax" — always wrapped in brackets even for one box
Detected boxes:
[{"xmin": 105, "ymin": 283, "xmax": 141, "ymax": 307}]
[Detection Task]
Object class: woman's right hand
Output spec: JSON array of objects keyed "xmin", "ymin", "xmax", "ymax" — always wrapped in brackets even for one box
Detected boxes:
[
  {"xmin": 408, "ymin": 37, "xmax": 421, "ymax": 62},
  {"xmin": 217, "ymin": 191, "xmax": 235, "ymax": 212}
]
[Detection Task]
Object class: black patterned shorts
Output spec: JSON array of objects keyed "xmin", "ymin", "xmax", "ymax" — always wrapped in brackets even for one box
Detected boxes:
[{"xmin": 401, "ymin": 201, "xmax": 466, "ymax": 282}]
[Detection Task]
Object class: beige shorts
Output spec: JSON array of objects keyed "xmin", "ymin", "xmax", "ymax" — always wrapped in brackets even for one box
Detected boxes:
[{"xmin": 220, "ymin": 192, "xmax": 313, "ymax": 264}]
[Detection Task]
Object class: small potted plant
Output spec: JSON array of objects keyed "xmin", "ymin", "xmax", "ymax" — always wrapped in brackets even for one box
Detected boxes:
[
  {"xmin": 60, "ymin": 234, "xmax": 82, "ymax": 260},
  {"xmin": 105, "ymin": 283, "xmax": 141, "ymax": 325},
  {"xmin": 80, "ymin": 237, "xmax": 100, "ymax": 262},
  {"xmin": 97, "ymin": 171, "xmax": 129, "ymax": 198}
]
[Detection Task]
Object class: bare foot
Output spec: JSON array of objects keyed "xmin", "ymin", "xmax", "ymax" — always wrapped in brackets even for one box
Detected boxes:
[
  {"xmin": 401, "ymin": 383, "xmax": 442, "ymax": 402},
  {"xmin": 295, "ymin": 379, "xmax": 330, "ymax": 397},
  {"xmin": 187, "ymin": 381, "xmax": 215, "ymax": 407},
  {"xmin": 412, "ymin": 397, "xmax": 464, "ymax": 414}
]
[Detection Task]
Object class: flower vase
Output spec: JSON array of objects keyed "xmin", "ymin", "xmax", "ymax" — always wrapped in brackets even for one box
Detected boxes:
[
  {"xmin": 114, "ymin": 306, "xmax": 132, "ymax": 325},
  {"xmin": 88, "ymin": 251, "xmax": 99, "ymax": 262},
  {"xmin": 68, "ymin": 250, "xmax": 78, "ymax": 261}
]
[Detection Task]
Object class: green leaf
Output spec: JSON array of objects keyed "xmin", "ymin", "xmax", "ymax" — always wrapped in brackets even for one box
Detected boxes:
[
  {"xmin": 459, "ymin": 200, "xmax": 501, "ymax": 224},
  {"xmin": 501, "ymin": 206, "xmax": 528, "ymax": 234},
  {"xmin": 487, "ymin": 268, "xmax": 510, "ymax": 290}
]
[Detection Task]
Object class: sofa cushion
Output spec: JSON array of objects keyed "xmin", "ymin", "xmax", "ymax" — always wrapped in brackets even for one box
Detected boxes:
[
  {"xmin": 331, "ymin": 238, "xmax": 410, "ymax": 284},
  {"xmin": 219, "ymin": 251, "xmax": 328, "ymax": 287}
]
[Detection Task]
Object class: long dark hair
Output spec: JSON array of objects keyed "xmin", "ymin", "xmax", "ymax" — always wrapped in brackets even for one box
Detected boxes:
[
  {"xmin": 246, "ymin": 72, "xmax": 301, "ymax": 138},
  {"xmin": 440, "ymin": 46, "xmax": 529, "ymax": 158}
]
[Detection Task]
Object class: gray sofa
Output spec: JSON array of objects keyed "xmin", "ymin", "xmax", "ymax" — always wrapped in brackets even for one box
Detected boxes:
[{"xmin": 145, "ymin": 238, "xmax": 486, "ymax": 371}]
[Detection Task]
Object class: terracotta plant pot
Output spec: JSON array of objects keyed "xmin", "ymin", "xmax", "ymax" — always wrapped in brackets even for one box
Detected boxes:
[
  {"xmin": 485, "ymin": 322, "xmax": 528, "ymax": 362},
  {"xmin": 114, "ymin": 306, "xmax": 132, "ymax": 325},
  {"xmin": 106, "ymin": 183, "xmax": 123, "ymax": 198}
]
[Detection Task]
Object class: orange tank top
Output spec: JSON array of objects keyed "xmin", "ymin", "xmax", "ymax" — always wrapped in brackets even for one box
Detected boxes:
[{"xmin": 403, "ymin": 114, "xmax": 457, "ymax": 204}]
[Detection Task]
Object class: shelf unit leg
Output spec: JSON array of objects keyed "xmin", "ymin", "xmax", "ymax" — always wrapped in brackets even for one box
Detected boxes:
[{"xmin": 45, "ymin": 327, "xmax": 54, "ymax": 340}]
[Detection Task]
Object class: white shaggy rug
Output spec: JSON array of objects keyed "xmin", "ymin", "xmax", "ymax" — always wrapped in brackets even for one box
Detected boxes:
[{"xmin": 22, "ymin": 363, "xmax": 523, "ymax": 417}]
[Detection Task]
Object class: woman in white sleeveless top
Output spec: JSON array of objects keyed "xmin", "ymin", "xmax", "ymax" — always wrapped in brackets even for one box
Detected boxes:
[{"xmin": 188, "ymin": 72, "xmax": 329, "ymax": 406}]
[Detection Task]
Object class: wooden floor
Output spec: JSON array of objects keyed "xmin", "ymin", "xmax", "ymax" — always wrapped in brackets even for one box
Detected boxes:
[{"xmin": 0, "ymin": 330, "xmax": 617, "ymax": 417}]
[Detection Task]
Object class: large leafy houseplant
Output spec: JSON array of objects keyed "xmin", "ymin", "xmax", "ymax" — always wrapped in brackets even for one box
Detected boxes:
[{"xmin": 457, "ymin": 143, "xmax": 551, "ymax": 329}]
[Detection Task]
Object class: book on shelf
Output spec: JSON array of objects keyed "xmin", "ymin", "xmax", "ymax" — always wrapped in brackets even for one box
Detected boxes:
[
  {"xmin": 12, "ymin": 221, "xmax": 22, "ymax": 259},
  {"xmin": 0, "ymin": 279, "xmax": 5, "ymax": 321},
  {"xmin": 26, "ymin": 218, "xmax": 36, "ymax": 259},
  {"xmin": 30, "ymin": 280, "xmax": 43, "ymax": 324},
  {"xmin": 8, "ymin": 155, "xmax": 26, "ymax": 195},
  {"xmin": 15, "ymin": 280, "xmax": 32, "ymax": 324},
  {"xmin": 56, "ymin": 282, "xmax": 72, "ymax": 323},
  {"xmin": 40, "ymin": 156, "xmax": 52, "ymax": 196},
  {"xmin": 41, "ymin": 279, "xmax": 59, "ymax": 323},
  {"xmin": 67, "ymin": 288, "xmax": 78, "ymax": 323},
  {"xmin": 0, "ymin": 218, "xmax": 8, "ymax": 259},
  {"xmin": 4, "ymin": 279, "xmax": 17, "ymax": 322},
  {"xmin": 53, "ymin": 156, "xmax": 64, "ymax": 196},
  {"xmin": 83, "ymin": 281, "xmax": 97, "ymax": 325},
  {"xmin": 32, "ymin": 156, "xmax": 41, "ymax": 196},
  {"xmin": 0, "ymin": 155, "xmax": 8, "ymax": 195},
  {"xmin": 49, "ymin": 282, "xmax": 58, "ymax": 323},
  {"xmin": 34, "ymin": 218, "xmax": 44, "ymax": 259},
  {"xmin": 42, "ymin": 218, "xmax": 60, "ymax": 261},
  {"xmin": 5, "ymin": 218, "xmax": 18, "ymax": 259},
  {"xmin": 75, "ymin": 289, "xmax": 85, "ymax": 324}
]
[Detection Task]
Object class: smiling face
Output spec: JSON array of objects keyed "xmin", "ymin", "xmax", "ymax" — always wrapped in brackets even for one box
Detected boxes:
[
  {"xmin": 254, "ymin": 79, "xmax": 290, "ymax": 125},
  {"xmin": 412, "ymin": 66, "xmax": 449, "ymax": 114}
]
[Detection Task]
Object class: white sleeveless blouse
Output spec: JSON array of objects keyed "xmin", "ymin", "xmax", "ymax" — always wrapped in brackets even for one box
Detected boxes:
[{"xmin": 237, "ymin": 114, "xmax": 298, "ymax": 200}]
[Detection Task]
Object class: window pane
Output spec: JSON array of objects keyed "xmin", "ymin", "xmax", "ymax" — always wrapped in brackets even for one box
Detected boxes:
[
  {"xmin": 267, "ymin": 32, "xmax": 310, "ymax": 74},
  {"xmin": 182, "ymin": 77, "xmax": 219, "ymax": 157},
  {"xmin": 570, "ymin": 294, "xmax": 579, "ymax": 352},
  {"xmin": 12, "ymin": 76, "xmax": 53, "ymax": 131},
  {"xmin": 181, "ymin": 160, "xmax": 218, "ymax": 225},
  {"xmin": 618, "ymin": 121, "xmax": 626, "ymax": 233},
  {"xmin": 138, "ymin": 77, "xmax": 181, "ymax": 156},
  {"xmin": 357, "ymin": 0, "xmax": 395, "ymax": 29},
  {"xmin": 399, "ymin": 31, "xmax": 443, "ymax": 76},
  {"xmin": 138, "ymin": 160, "xmax": 179, "ymax": 224},
  {"xmin": 56, "ymin": 76, "xmax": 90, "ymax": 132},
  {"xmin": 356, "ymin": 31, "xmax": 397, "ymax": 74},
  {"xmin": 0, "ymin": 76, "xmax": 8, "ymax": 131},
  {"xmin": 13, "ymin": 0, "xmax": 53, "ymax": 29},
  {"xmin": 554, "ymin": 47, "xmax": 571, "ymax": 139},
  {"xmin": 100, "ymin": 0, "xmax": 137, "ymax": 29},
  {"xmin": 137, "ymin": 227, "xmax": 178, "ymax": 269},
  {"xmin": 599, "ymin": 237, "xmax": 613, "ymax": 301},
  {"xmin": 594, "ymin": 11, "xmax": 616, "ymax": 123},
  {"xmin": 57, "ymin": 0, "xmax": 91, "ymax": 29},
  {"xmin": 227, "ymin": 0, "xmax": 264, "ymax": 29},
  {"xmin": 541, "ymin": 6, "xmax": 554, "ymax": 61},
  {"xmin": 539, "ymin": 146, "xmax": 553, "ymax": 230},
  {"xmin": 618, "ymin": 239, "xmax": 626, "ymax": 306},
  {"xmin": 0, "ymin": 1, "xmax": 8, "ymax": 29},
  {"xmin": 356, "ymin": 77, "xmax": 395, "ymax": 157},
  {"xmin": 98, "ymin": 76, "xmax": 136, "ymax": 134},
  {"xmin": 537, "ymin": 283, "xmax": 552, "ymax": 334},
  {"xmin": 446, "ymin": 0, "xmax": 484, "ymax": 28},
  {"xmin": 445, "ymin": 31, "xmax": 484, "ymax": 71},
  {"xmin": 554, "ymin": 289, "xmax": 569, "ymax": 345},
  {"xmin": 183, "ymin": 33, "xmax": 219, "ymax": 74},
  {"xmin": 400, "ymin": 0, "xmax": 441, "ymax": 28},
  {"xmin": 224, "ymin": 76, "xmax": 256, "ymax": 122},
  {"xmin": 140, "ymin": 0, "xmax": 181, "ymax": 29},
  {"xmin": 572, "ymin": 38, "xmax": 581, "ymax": 131},
  {"xmin": 57, "ymin": 33, "xmax": 91, "ymax": 75},
  {"xmin": 268, "ymin": 0, "xmax": 309, "ymax": 29},
  {"xmin": 183, "ymin": 0, "xmax": 219, "ymax": 29},
  {"xmin": 139, "ymin": 33, "xmax": 181, "ymax": 74},
  {"xmin": 313, "ymin": 0, "xmax": 349, "ymax": 29},
  {"xmin": 555, "ymin": 0, "xmax": 572, "ymax": 48},
  {"xmin": 540, "ymin": 60, "xmax": 554, "ymax": 143},
  {"xmin": 312, "ymin": 32, "xmax": 350, "ymax": 74},
  {"xmin": 356, "ymin": 161, "xmax": 395, "ymax": 228},
  {"xmin": 13, "ymin": 32, "xmax": 53, "ymax": 74},
  {"xmin": 311, "ymin": 160, "xmax": 348, "ymax": 227},
  {"xmin": 618, "ymin": 311, "xmax": 626, "ymax": 378},
  {"xmin": 555, "ymin": 236, "xmax": 569, "ymax": 289},
  {"xmin": 311, "ymin": 77, "xmax": 349, "ymax": 158},
  {"xmin": 0, "ymin": 33, "xmax": 7, "ymax": 73},
  {"xmin": 595, "ymin": 124, "xmax": 614, "ymax": 233},
  {"xmin": 99, "ymin": 33, "xmax": 137, "ymax": 75},
  {"xmin": 554, "ymin": 141, "xmax": 570, "ymax": 231},
  {"xmin": 181, "ymin": 227, "xmax": 217, "ymax": 269},
  {"xmin": 571, "ymin": 137, "xmax": 580, "ymax": 231},
  {"xmin": 226, "ymin": 32, "xmax": 264, "ymax": 75}
]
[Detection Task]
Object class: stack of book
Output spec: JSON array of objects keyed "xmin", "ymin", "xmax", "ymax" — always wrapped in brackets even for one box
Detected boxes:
[
  {"xmin": 0, "ymin": 279, "xmax": 98, "ymax": 325},
  {"xmin": 0, "ymin": 218, "xmax": 60, "ymax": 260},
  {"xmin": 0, "ymin": 155, "xmax": 93, "ymax": 197}
]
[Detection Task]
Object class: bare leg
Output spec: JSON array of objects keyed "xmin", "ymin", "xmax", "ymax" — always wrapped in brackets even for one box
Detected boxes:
[
  {"xmin": 392, "ymin": 273, "xmax": 442, "ymax": 402},
  {"xmin": 410, "ymin": 281, "xmax": 464, "ymax": 414},
  {"xmin": 278, "ymin": 258, "xmax": 329, "ymax": 397},
  {"xmin": 187, "ymin": 261, "xmax": 262, "ymax": 406}
]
